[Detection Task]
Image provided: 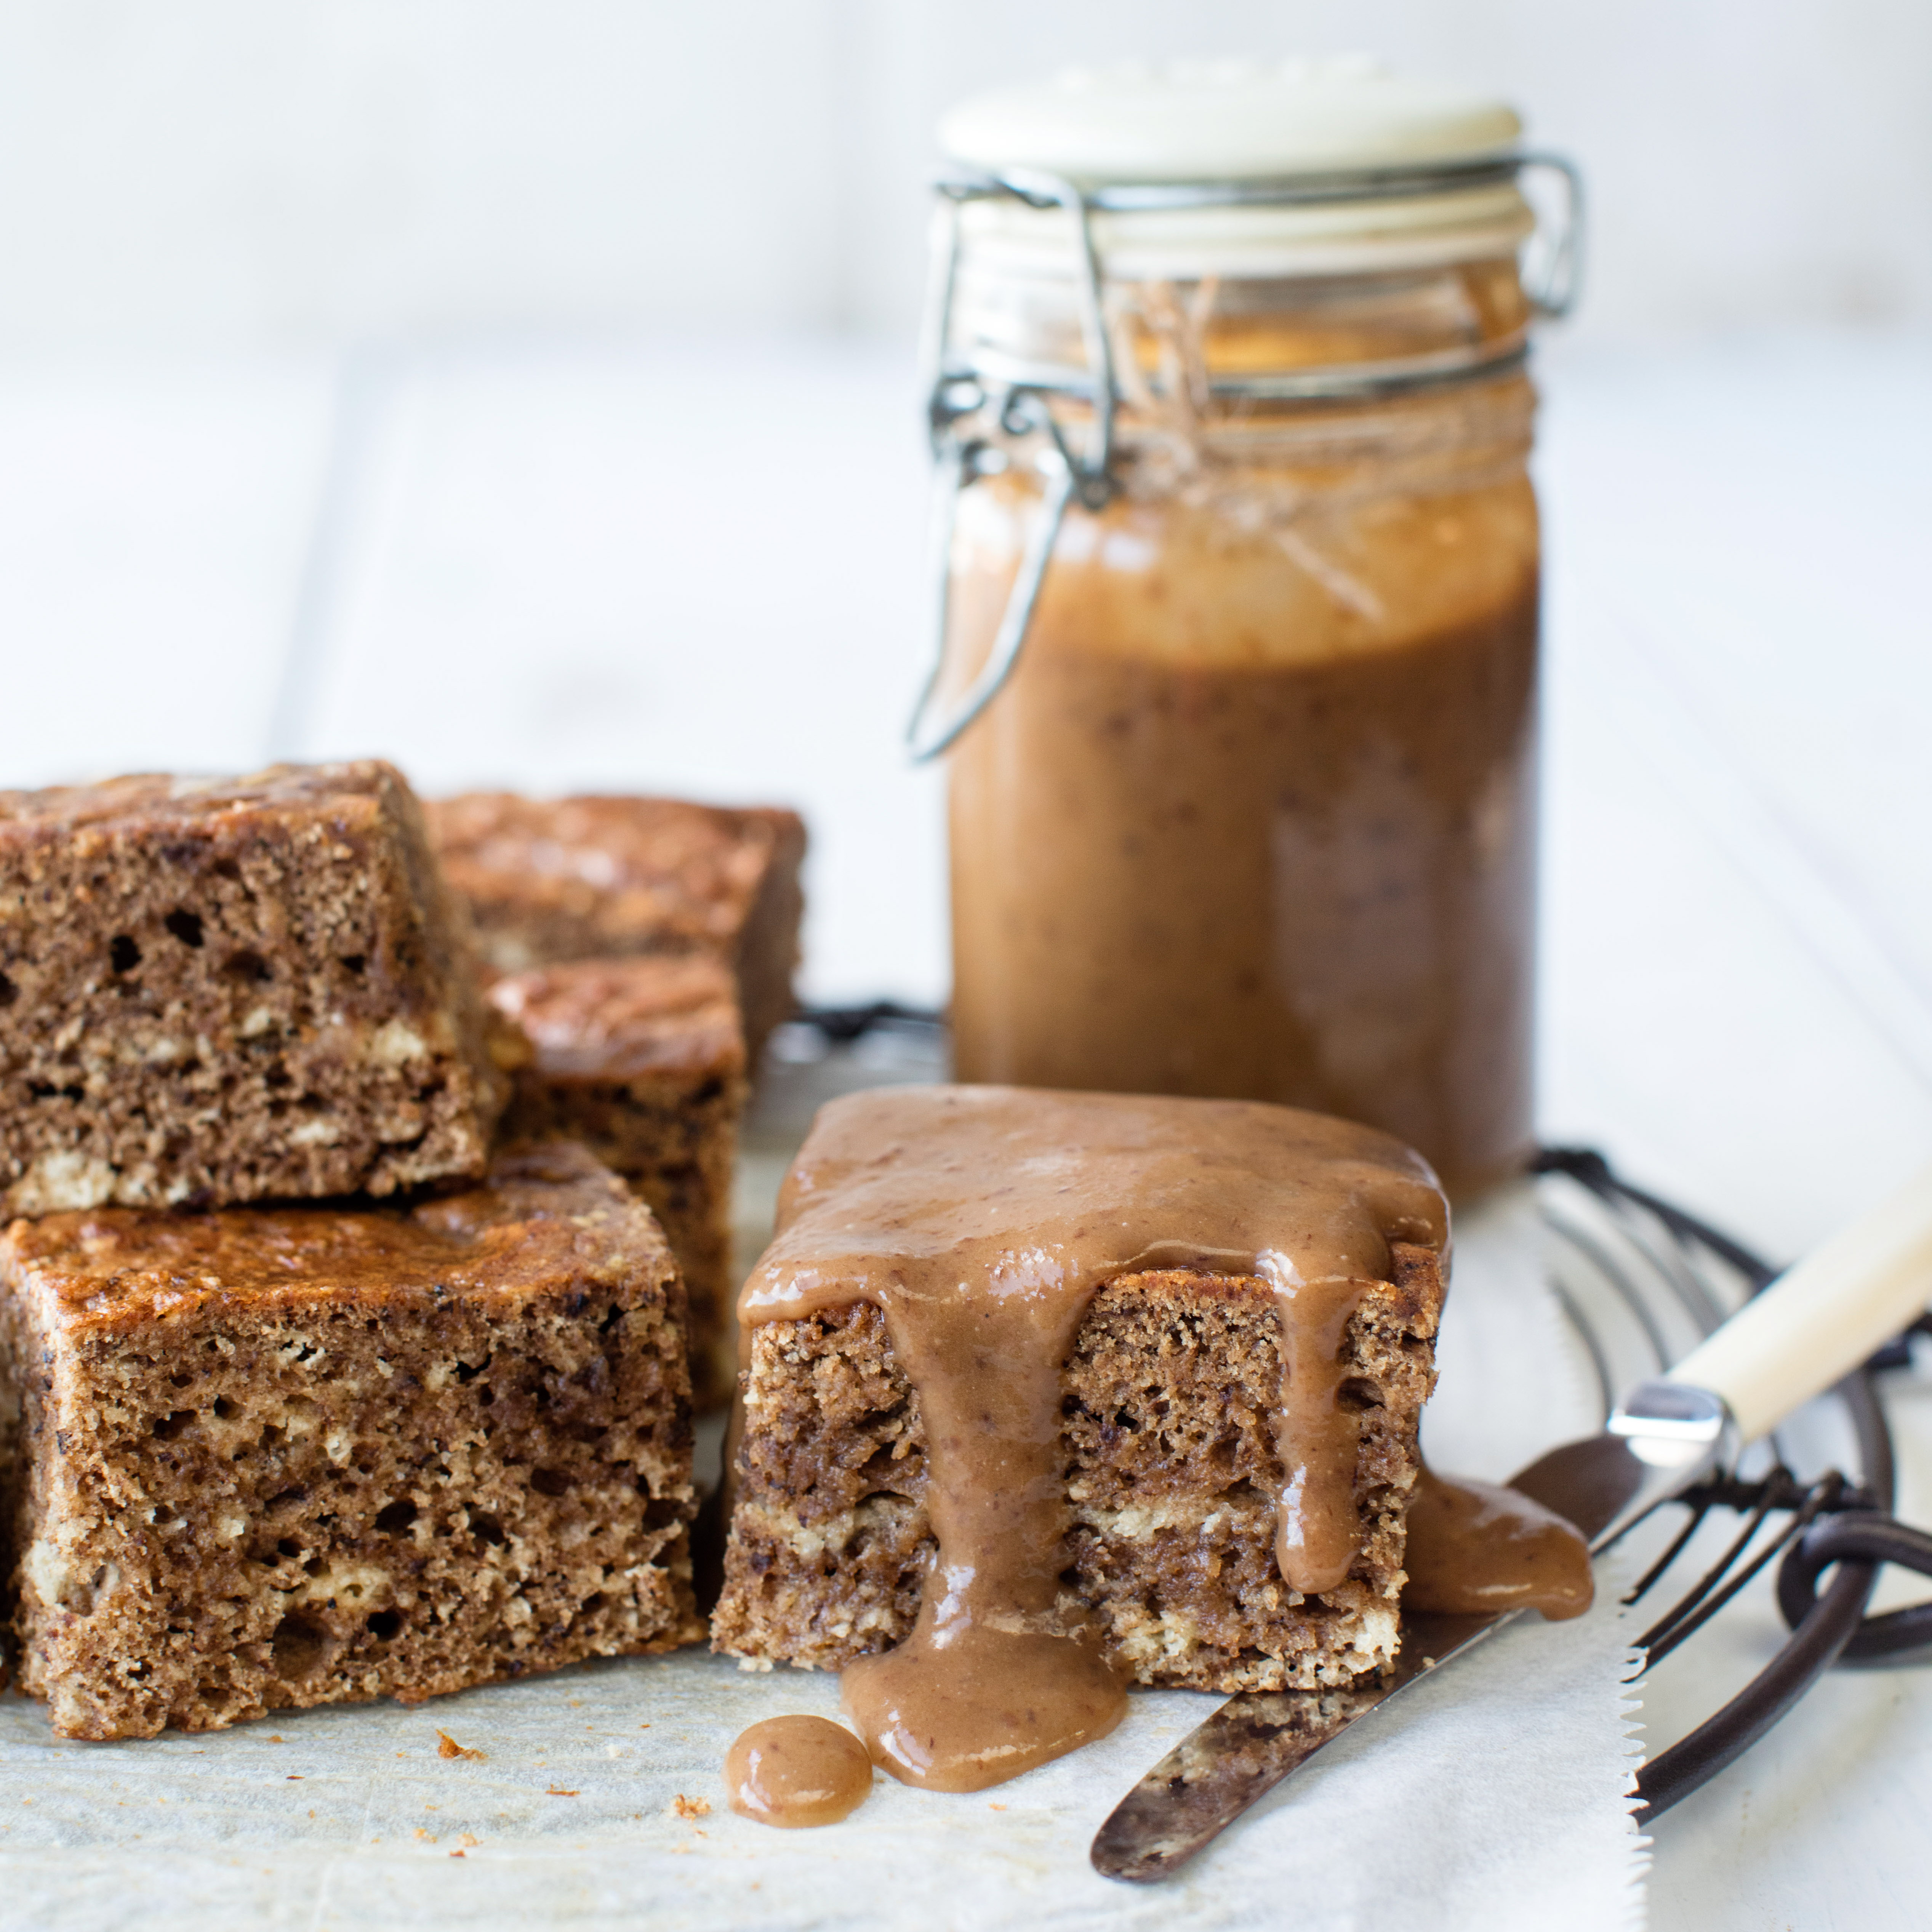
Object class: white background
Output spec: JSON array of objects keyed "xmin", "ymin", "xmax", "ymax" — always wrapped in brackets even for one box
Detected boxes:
[
  {"xmin": 0, "ymin": 12, "xmax": 1929, "ymax": 1920},
  {"xmin": 1, "ymin": 0, "xmax": 1929, "ymax": 346}
]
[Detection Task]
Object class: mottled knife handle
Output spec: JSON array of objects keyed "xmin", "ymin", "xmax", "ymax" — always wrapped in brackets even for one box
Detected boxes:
[{"xmin": 1090, "ymin": 1611, "xmax": 1497, "ymax": 1883}]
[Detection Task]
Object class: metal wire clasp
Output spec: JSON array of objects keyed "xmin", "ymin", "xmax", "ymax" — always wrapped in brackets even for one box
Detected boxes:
[
  {"xmin": 904, "ymin": 151, "xmax": 1584, "ymax": 764},
  {"xmin": 906, "ymin": 168, "xmax": 1115, "ymax": 763}
]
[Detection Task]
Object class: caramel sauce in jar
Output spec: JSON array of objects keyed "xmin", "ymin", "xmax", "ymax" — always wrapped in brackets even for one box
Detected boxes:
[{"xmin": 943, "ymin": 277, "xmax": 1542, "ymax": 1198}]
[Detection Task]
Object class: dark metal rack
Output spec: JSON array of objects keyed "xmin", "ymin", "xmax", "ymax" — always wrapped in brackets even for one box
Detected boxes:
[{"xmin": 1531, "ymin": 1148, "xmax": 1932, "ymax": 1820}]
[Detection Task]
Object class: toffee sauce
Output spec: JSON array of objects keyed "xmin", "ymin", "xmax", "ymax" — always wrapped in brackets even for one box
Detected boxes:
[
  {"xmin": 1402, "ymin": 1466, "xmax": 1593, "ymax": 1620},
  {"xmin": 725, "ymin": 1716, "xmax": 874, "ymax": 1828},
  {"xmin": 947, "ymin": 475, "xmax": 1540, "ymax": 1199}
]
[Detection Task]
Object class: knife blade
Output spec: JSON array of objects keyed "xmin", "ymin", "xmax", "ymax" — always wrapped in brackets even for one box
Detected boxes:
[{"xmin": 1093, "ymin": 1157, "xmax": 1932, "ymax": 1884}]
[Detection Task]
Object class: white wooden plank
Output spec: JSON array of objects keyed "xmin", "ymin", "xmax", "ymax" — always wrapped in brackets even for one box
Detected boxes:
[
  {"xmin": 1539, "ymin": 335, "xmax": 1932, "ymax": 1013},
  {"xmin": 1539, "ymin": 579, "xmax": 1932, "ymax": 1256},
  {"xmin": 1536, "ymin": 336, "xmax": 1932, "ymax": 1253},
  {"xmin": 0, "ymin": 356, "xmax": 335, "ymax": 784},
  {"xmin": 293, "ymin": 337, "xmax": 946, "ymax": 1007}
]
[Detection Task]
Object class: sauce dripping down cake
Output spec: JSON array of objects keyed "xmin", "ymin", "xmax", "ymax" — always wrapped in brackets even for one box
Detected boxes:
[{"xmin": 712, "ymin": 1085, "xmax": 1454, "ymax": 1792}]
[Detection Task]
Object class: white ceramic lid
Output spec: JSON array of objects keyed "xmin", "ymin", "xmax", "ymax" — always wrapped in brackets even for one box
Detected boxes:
[
  {"xmin": 941, "ymin": 57, "xmax": 1520, "ymax": 184},
  {"xmin": 940, "ymin": 58, "xmax": 1531, "ymax": 280}
]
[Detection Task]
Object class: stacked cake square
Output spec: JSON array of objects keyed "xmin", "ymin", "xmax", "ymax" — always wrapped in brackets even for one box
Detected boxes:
[{"xmin": 0, "ymin": 763, "xmax": 717, "ymax": 1737}]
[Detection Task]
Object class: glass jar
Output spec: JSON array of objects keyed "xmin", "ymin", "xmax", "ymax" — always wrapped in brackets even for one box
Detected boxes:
[{"xmin": 920, "ymin": 64, "xmax": 1577, "ymax": 1197}]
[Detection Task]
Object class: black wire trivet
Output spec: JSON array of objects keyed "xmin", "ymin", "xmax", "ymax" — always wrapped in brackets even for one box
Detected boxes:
[
  {"xmin": 1531, "ymin": 1148, "xmax": 1932, "ymax": 1822},
  {"xmin": 787, "ymin": 1010, "xmax": 1932, "ymax": 1827}
]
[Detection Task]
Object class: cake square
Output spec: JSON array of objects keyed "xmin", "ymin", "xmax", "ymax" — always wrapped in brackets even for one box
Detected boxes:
[
  {"xmin": 0, "ymin": 1141, "xmax": 701, "ymax": 1740},
  {"xmin": 713, "ymin": 1267, "xmax": 1442, "ymax": 1690},
  {"xmin": 0, "ymin": 760, "xmax": 509, "ymax": 1215},
  {"xmin": 712, "ymin": 1086, "xmax": 1447, "ymax": 1698},
  {"xmin": 424, "ymin": 792, "xmax": 806, "ymax": 1067},
  {"xmin": 488, "ymin": 954, "xmax": 747, "ymax": 1410}
]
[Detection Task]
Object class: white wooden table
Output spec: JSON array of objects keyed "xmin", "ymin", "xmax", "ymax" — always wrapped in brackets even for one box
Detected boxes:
[{"xmin": 3, "ymin": 327, "xmax": 1929, "ymax": 1927}]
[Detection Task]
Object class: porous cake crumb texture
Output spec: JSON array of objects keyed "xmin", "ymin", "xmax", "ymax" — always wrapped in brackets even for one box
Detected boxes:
[
  {"xmin": 0, "ymin": 761, "xmax": 508, "ymax": 1215},
  {"xmin": 0, "ymin": 1143, "xmax": 701, "ymax": 1740},
  {"xmin": 713, "ymin": 1252, "xmax": 1441, "ymax": 1693},
  {"xmin": 489, "ymin": 956, "xmax": 746, "ymax": 1410}
]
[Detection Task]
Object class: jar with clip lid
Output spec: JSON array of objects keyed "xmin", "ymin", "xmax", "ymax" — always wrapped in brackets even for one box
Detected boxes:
[{"xmin": 913, "ymin": 60, "xmax": 1581, "ymax": 1197}]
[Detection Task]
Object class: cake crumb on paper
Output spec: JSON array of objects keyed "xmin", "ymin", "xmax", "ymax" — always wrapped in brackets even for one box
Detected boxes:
[
  {"xmin": 670, "ymin": 1794, "xmax": 711, "ymax": 1820},
  {"xmin": 546, "ymin": 1786, "xmax": 580, "ymax": 1798},
  {"xmin": 437, "ymin": 1730, "xmax": 486, "ymax": 1761}
]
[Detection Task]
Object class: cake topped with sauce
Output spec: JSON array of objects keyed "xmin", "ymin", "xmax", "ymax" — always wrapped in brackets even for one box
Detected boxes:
[{"xmin": 716, "ymin": 1084, "xmax": 1454, "ymax": 1792}]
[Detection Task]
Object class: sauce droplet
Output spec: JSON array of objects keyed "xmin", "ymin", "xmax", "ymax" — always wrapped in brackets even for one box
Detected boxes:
[
  {"xmin": 843, "ymin": 1617, "xmax": 1127, "ymax": 1794},
  {"xmin": 1403, "ymin": 1466, "xmax": 1594, "ymax": 1620},
  {"xmin": 725, "ymin": 1716, "xmax": 874, "ymax": 1828}
]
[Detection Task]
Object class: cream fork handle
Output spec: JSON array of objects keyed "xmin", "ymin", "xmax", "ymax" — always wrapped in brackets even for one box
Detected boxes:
[{"xmin": 1666, "ymin": 1160, "xmax": 1932, "ymax": 1442}]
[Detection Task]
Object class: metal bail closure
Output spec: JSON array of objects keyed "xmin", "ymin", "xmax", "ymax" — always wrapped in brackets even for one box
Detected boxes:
[
  {"xmin": 905, "ymin": 151, "xmax": 1583, "ymax": 764},
  {"xmin": 907, "ymin": 169, "xmax": 1116, "ymax": 764},
  {"xmin": 906, "ymin": 440, "xmax": 1079, "ymax": 765}
]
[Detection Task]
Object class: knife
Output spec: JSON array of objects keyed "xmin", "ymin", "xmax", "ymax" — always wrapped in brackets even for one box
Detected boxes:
[{"xmin": 1091, "ymin": 1160, "xmax": 1932, "ymax": 1884}]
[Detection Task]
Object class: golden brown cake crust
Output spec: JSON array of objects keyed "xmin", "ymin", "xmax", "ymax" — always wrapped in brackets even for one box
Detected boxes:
[
  {"xmin": 425, "ymin": 792, "xmax": 805, "ymax": 1064},
  {"xmin": 0, "ymin": 759, "xmax": 507, "ymax": 1215},
  {"xmin": 712, "ymin": 1247, "xmax": 1443, "ymax": 1693},
  {"xmin": 490, "ymin": 958, "xmax": 746, "ymax": 1410},
  {"xmin": 6, "ymin": 1140, "xmax": 671, "ymax": 1331},
  {"xmin": 0, "ymin": 1141, "xmax": 702, "ymax": 1740}
]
